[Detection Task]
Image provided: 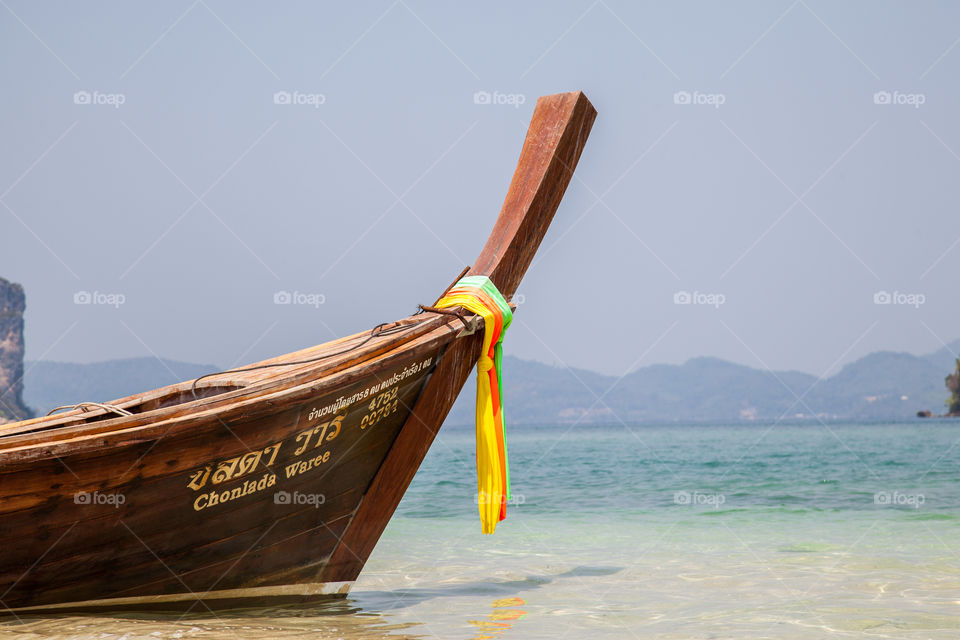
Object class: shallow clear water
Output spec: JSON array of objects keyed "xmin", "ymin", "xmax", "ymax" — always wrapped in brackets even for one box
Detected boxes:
[{"xmin": 4, "ymin": 422, "xmax": 960, "ymax": 639}]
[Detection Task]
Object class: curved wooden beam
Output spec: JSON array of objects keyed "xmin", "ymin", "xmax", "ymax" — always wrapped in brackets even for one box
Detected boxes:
[
  {"xmin": 471, "ymin": 91, "xmax": 597, "ymax": 298},
  {"xmin": 322, "ymin": 91, "xmax": 596, "ymax": 582}
]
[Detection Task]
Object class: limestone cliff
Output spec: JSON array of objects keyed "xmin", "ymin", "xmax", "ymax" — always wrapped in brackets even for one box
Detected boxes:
[
  {"xmin": 947, "ymin": 358, "xmax": 960, "ymax": 416},
  {"xmin": 0, "ymin": 278, "xmax": 31, "ymax": 423}
]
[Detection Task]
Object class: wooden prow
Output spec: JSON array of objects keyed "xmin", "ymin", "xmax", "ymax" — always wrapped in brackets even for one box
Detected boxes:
[
  {"xmin": 322, "ymin": 91, "xmax": 596, "ymax": 581},
  {"xmin": 471, "ymin": 91, "xmax": 597, "ymax": 299}
]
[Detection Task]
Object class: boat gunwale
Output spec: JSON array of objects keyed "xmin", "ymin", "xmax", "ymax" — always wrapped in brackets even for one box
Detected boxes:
[
  {"xmin": 0, "ymin": 314, "xmax": 467, "ymax": 458},
  {"xmin": 0, "ymin": 313, "xmax": 457, "ymax": 444}
]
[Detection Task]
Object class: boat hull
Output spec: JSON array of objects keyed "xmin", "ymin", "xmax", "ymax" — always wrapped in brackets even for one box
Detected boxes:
[
  {"xmin": 0, "ymin": 90, "xmax": 597, "ymax": 613},
  {"xmin": 0, "ymin": 349, "xmax": 444, "ymax": 612}
]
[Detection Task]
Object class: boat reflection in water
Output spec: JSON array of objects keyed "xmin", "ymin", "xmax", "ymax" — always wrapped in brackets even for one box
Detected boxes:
[{"xmin": 467, "ymin": 597, "xmax": 528, "ymax": 639}]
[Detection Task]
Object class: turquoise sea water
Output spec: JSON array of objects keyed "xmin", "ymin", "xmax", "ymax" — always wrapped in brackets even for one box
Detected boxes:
[{"xmin": 4, "ymin": 422, "xmax": 960, "ymax": 639}]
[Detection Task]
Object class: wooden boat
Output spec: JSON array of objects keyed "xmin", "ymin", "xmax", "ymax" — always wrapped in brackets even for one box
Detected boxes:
[{"xmin": 0, "ymin": 91, "xmax": 596, "ymax": 613}]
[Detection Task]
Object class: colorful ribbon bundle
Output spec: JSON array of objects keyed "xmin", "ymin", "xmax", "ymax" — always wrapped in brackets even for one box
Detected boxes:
[{"xmin": 435, "ymin": 275, "xmax": 513, "ymax": 534}]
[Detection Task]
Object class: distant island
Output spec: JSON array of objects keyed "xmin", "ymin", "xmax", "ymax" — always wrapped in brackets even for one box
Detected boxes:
[
  {"xmin": 17, "ymin": 339, "xmax": 960, "ymax": 426},
  {"xmin": 945, "ymin": 359, "xmax": 960, "ymax": 416},
  {"xmin": 916, "ymin": 358, "xmax": 960, "ymax": 418}
]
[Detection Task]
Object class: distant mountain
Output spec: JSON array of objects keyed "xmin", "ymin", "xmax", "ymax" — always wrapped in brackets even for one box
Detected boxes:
[
  {"xmin": 803, "ymin": 351, "xmax": 947, "ymax": 419},
  {"xmin": 20, "ymin": 342, "xmax": 959, "ymax": 424},
  {"xmin": 445, "ymin": 344, "xmax": 959, "ymax": 425},
  {"xmin": 23, "ymin": 358, "xmax": 217, "ymax": 416},
  {"xmin": 444, "ymin": 355, "xmax": 818, "ymax": 424}
]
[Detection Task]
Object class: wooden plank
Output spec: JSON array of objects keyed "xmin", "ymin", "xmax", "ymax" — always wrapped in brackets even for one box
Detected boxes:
[
  {"xmin": 1, "ymin": 314, "xmax": 450, "ymax": 439},
  {"xmin": 0, "ymin": 326, "xmax": 456, "ymax": 456}
]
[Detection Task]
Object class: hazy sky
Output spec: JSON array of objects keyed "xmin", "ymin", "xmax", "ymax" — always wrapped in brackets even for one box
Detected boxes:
[{"xmin": 2, "ymin": 1, "xmax": 958, "ymax": 379}]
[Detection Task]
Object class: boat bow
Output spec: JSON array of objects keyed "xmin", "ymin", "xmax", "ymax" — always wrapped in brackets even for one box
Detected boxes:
[{"xmin": 322, "ymin": 90, "xmax": 596, "ymax": 581}]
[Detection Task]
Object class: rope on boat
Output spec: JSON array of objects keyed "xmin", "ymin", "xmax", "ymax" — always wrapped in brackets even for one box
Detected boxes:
[
  {"xmin": 41, "ymin": 267, "xmax": 485, "ymax": 436},
  {"xmin": 47, "ymin": 402, "xmax": 133, "ymax": 417},
  {"xmin": 41, "ymin": 321, "xmax": 431, "ymax": 420},
  {"xmin": 434, "ymin": 275, "xmax": 513, "ymax": 535},
  {"xmin": 188, "ymin": 321, "xmax": 421, "ymax": 401},
  {"xmin": 187, "ymin": 266, "xmax": 474, "ymax": 401}
]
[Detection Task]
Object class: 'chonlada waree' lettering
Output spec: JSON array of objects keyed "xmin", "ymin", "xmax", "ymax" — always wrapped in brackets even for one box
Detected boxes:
[
  {"xmin": 185, "ymin": 412, "xmax": 347, "ymax": 511},
  {"xmin": 184, "ymin": 358, "xmax": 449, "ymax": 513}
]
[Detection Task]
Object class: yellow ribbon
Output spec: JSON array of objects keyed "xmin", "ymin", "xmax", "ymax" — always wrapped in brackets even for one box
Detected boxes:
[{"xmin": 435, "ymin": 276, "xmax": 512, "ymax": 534}]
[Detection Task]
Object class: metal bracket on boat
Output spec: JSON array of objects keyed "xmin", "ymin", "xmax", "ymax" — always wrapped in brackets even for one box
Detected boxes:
[
  {"xmin": 456, "ymin": 313, "xmax": 485, "ymax": 338},
  {"xmin": 417, "ymin": 304, "xmax": 484, "ymax": 338},
  {"xmin": 418, "ymin": 299, "xmax": 518, "ymax": 338},
  {"xmin": 457, "ymin": 303, "xmax": 516, "ymax": 337}
]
